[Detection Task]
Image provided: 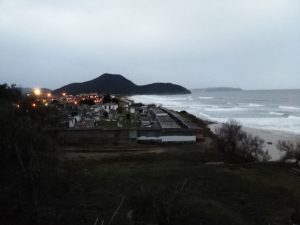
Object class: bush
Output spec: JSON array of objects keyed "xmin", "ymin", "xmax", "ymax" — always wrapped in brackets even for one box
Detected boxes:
[
  {"xmin": 0, "ymin": 84, "xmax": 67, "ymax": 225},
  {"xmin": 277, "ymin": 140, "xmax": 300, "ymax": 164},
  {"xmin": 216, "ymin": 120, "xmax": 243, "ymax": 153},
  {"xmin": 240, "ymin": 133, "xmax": 270, "ymax": 162},
  {"xmin": 216, "ymin": 120, "xmax": 269, "ymax": 162},
  {"xmin": 129, "ymin": 180, "xmax": 188, "ymax": 225}
]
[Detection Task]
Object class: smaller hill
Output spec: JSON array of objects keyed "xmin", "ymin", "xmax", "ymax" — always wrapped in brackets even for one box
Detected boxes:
[{"xmin": 138, "ymin": 83, "xmax": 191, "ymax": 95}]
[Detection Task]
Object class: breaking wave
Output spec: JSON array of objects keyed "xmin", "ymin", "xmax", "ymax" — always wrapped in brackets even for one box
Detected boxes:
[
  {"xmin": 279, "ymin": 106, "xmax": 300, "ymax": 111},
  {"xmin": 198, "ymin": 96, "xmax": 214, "ymax": 100},
  {"xmin": 130, "ymin": 91, "xmax": 300, "ymax": 135},
  {"xmin": 204, "ymin": 107, "xmax": 248, "ymax": 112},
  {"xmin": 248, "ymin": 103, "xmax": 264, "ymax": 107},
  {"xmin": 269, "ymin": 111, "xmax": 285, "ymax": 116}
]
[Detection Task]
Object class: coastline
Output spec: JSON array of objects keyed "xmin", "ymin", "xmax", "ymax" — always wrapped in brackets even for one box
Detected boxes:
[
  {"xmin": 209, "ymin": 123, "xmax": 300, "ymax": 161},
  {"xmin": 129, "ymin": 95, "xmax": 300, "ymax": 161},
  {"xmin": 244, "ymin": 127, "xmax": 300, "ymax": 161}
]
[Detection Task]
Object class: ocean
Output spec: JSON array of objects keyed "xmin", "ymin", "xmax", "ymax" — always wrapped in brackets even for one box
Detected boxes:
[{"xmin": 130, "ymin": 89, "xmax": 300, "ymax": 135}]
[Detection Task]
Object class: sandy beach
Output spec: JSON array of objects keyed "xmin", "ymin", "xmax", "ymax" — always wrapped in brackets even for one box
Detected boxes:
[
  {"xmin": 209, "ymin": 123, "xmax": 300, "ymax": 161},
  {"xmin": 244, "ymin": 127, "xmax": 300, "ymax": 161}
]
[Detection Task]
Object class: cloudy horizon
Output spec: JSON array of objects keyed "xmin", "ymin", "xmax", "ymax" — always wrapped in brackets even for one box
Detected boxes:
[{"xmin": 0, "ymin": 0, "xmax": 299, "ymax": 90}]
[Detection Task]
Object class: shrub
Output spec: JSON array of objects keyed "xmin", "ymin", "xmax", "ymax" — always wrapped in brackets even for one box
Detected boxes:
[
  {"xmin": 240, "ymin": 133, "xmax": 270, "ymax": 162},
  {"xmin": 216, "ymin": 120, "xmax": 243, "ymax": 153},
  {"xmin": 277, "ymin": 140, "xmax": 300, "ymax": 164},
  {"xmin": 216, "ymin": 120, "xmax": 269, "ymax": 162}
]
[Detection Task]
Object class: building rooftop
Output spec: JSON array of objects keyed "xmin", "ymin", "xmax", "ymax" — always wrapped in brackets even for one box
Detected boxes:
[
  {"xmin": 151, "ymin": 108, "xmax": 168, "ymax": 116},
  {"xmin": 157, "ymin": 115, "xmax": 181, "ymax": 129},
  {"xmin": 162, "ymin": 108, "xmax": 200, "ymax": 129}
]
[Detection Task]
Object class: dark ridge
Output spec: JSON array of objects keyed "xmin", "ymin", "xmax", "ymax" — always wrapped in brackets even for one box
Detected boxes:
[
  {"xmin": 138, "ymin": 83, "xmax": 191, "ymax": 95},
  {"xmin": 53, "ymin": 73, "xmax": 191, "ymax": 95}
]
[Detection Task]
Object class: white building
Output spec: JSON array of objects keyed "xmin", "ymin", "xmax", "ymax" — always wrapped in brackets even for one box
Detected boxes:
[
  {"xmin": 101, "ymin": 103, "xmax": 118, "ymax": 113},
  {"xmin": 130, "ymin": 107, "xmax": 135, "ymax": 114},
  {"xmin": 68, "ymin": 115, "xmax": 82, "ymax": 128}
]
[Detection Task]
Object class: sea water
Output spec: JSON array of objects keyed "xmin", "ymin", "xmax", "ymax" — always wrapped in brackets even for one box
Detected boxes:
[{"xmin": 130, "ymin": 89, "xmax": 300, "ymax": 135}]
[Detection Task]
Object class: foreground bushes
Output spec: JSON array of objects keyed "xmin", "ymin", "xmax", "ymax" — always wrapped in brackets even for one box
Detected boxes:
[
  {"xmin": 277, "ymin": 140, "xmax": 300, "ymax": 164},
  {"xmin": 216, "ymin": 120, "xmax": 270, "ymax": 162},
  {"xmin": 0, "ymin": 84, "xmax": 68, "ymax": 225}
]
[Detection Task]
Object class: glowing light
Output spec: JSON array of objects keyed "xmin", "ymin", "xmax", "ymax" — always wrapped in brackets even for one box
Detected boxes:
[
  {"xmin": 62, "ymin": 92, "xmax": 66, "ymax": 96},
  {"xmin": 45, "ymin": 103, "xmax": 48, "ymax": 106},
  {"xmin": 32, "ymin": 103, "xmax": 36, "ymax": 108},
  {"xmin": 74, "ymin": 101, "xmax": 77, "ymax": 105},
  {"xmin": 47, "ymin": 93, "xmax": 51, "ymax": 97},
  {"xmin": 33, "ymin": 88, "xmax": 41, "ymax": 96}
]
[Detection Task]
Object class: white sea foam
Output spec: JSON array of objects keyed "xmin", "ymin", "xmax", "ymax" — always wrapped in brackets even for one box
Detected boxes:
[
  {"xmin": 235, "ymin": 116, "xmax": 300, "ymax": 134},
  {"xmin": 189, "ymin": 105, "xmax": 207, "ymax": 109},
  {"xmin": 167, "ymin": 97, "xmax": 188, "ymax": 101},
  {"xmin": 188, "ymin": 96, "xmax": 194, "ymax": 101},
  {"xmin": 208, "ymin": 116, "xmax": 300, "ymax": 134},
  {"xmin": 198, "ymin": 96, "xmax": 214, "ymax": 100},
  {"xmin": 248, "ymin": 103, "xmax": 264, "ymax": 107},
  {"xmin": 197, "ymin": 112, "xmax": 212, "ymax": 119},
  {"xmin": 269, "ymin": 111, "xmax": 285, "ymax": 116},
  {"xmin": 188, "ymin": 111, "xmax": 214, "ymax": 120},
  {"xmin": 204, "ymin": 107, "xmax": 248, "ymax": 112},
  {"xmin": 130, "ymin": 95, "xmax": 184, "ymax": 108},
  {"xmin": 288, "ymin": 115, "xmax": 300, "ymax": 120},
  {"xmin": 211, "ymin": 114, "xmax": 300, "ymax": 134},
  {"xmin": 130, "ymin": 93, "xmax": 300, "ymax": 135},
  {"xmin": 279, "ymin": 106, "xmax": 300, "ymax": 111}
]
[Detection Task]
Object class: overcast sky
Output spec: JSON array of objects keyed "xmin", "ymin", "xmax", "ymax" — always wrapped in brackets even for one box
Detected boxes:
[{"xmin": 0, "ymin": 0, "xmax": 299, "ymax": 90}]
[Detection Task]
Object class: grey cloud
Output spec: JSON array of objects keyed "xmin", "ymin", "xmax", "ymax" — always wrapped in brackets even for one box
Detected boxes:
[{"xmin": 0, "ymin": 0, "xmax": 299, "ymax": 89}]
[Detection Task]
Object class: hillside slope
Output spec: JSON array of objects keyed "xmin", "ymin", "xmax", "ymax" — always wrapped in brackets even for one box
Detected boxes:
[{"xmin": 54, "ymin": 73, "xmax": 191, "ymax": 95}]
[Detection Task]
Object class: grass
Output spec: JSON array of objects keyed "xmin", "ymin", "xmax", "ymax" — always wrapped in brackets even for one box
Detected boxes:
[{"xmin": 40, "ymin": 151, "xmax": 300, "ymax": 225}]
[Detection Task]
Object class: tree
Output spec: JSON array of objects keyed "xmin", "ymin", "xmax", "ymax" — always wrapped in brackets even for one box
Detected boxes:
[
  {"xmin": 103, "ymin": 111, "xmax": 109, "ymax": 119},
  {"xmin": 0, "ymin": 84, "xmax": 66, "ymax": 225},
  {"xmin": 0, "ymin": 83, "xmax": 21, "ymax": 104},
  {"xmin": 216, "ymin": 120, "xmax": 243, "ymax": 153},
  {"xmin": 126, "ymin": 113, "xmax": 131, "ymax": 121},
  {"xmin": 277, "ymin": 140, "xmax": 300, "ymax": 164},
  {"xmin": 216, "ymin": 120, "xmax": 269, "ymax": 162},
  {"xmin": 102, "ymin": 93, "xmax": 112, "ymax": 104},
  {"xmin": 240, "ymin": 133, "xmax": 269, "ymax": 161},
  {"xmin": 111, "ymin": 97, "xmax": 119, "ymax": 104}
]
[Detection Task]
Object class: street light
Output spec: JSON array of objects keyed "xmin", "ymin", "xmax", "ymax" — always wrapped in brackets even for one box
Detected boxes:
[{"xmin": 33, "ymin": 88, "xmax": 41, "ymax": 96}]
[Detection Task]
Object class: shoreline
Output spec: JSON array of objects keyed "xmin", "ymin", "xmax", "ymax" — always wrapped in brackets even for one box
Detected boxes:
[
  {"xmin": 163, "ymin": 108, "xmax": 300, "ymax": 161},
  {"xmin": 128, "ymin": 96, "xmax": 299, "ymax": 161},
  {"xmin": 208, "ymin": 122, "xmax": 300, "ymax": 161},
  {"xmin": 244, "ymin": 127, "xmax": 299, "ymax": 161}
]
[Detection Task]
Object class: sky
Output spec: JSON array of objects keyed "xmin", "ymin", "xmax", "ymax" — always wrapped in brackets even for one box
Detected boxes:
[{"xmin": 0, "ymin": 0, "xmax": 299, "ymax": 90}]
